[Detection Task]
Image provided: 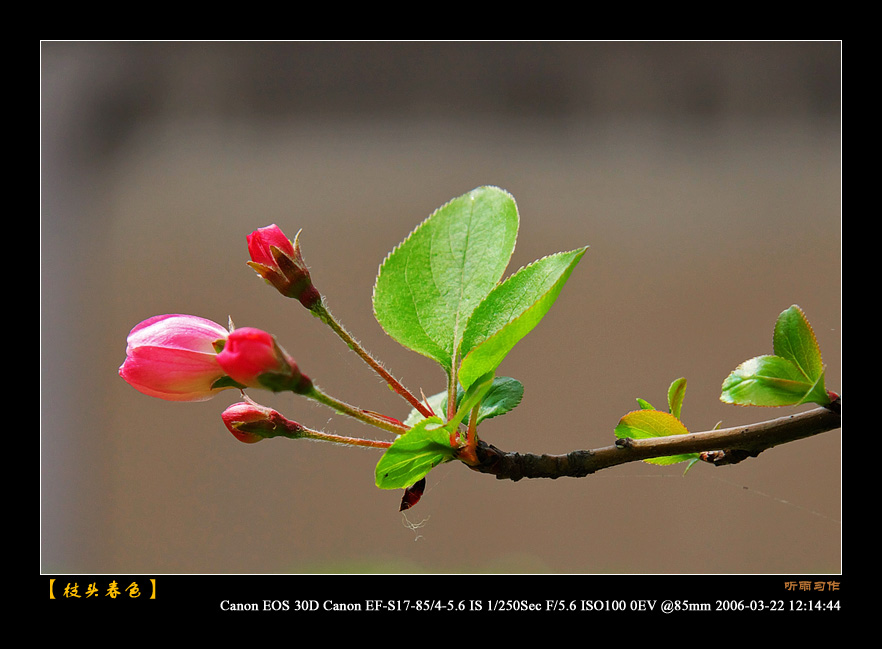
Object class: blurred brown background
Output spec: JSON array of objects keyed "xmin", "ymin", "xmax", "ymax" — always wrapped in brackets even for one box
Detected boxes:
[{"xmin": 41, "ymin": 41, "xmax": 840, "ymax": 575}]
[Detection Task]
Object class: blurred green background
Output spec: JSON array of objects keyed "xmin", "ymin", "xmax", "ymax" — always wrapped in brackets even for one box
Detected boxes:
[{"xmin": 42, "ymin": 41, "xmax": 840, "ymax": 574}]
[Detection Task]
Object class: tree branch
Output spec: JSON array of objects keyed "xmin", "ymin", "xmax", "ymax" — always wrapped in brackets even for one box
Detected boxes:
[{"xmin": 467, "ymin": 399, "xmax": 841, "ymax": 481}]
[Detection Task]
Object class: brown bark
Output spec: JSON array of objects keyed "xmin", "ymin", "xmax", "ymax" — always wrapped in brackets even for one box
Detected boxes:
[{"xmin": 468, "ymin": 399, "xmax": 841, "ymax": 481}]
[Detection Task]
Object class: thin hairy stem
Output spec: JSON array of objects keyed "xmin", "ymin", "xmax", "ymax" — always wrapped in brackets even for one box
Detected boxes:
[
  {"xmin": 305, "ymin": 384, "xmax": 409, "ymax": 435},
  {"xmin": 311, "ymin": 301, "xmax": 433, "ymax": 419}
]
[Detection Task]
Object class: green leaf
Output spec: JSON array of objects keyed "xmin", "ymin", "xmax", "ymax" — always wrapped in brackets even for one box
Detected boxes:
[
  {"xmin": 667, "ymin": 377, "xmax": 687, "ymax": 420},
  {"xmin": 376, "ymin": 375, "xmax": 496, "ymax": 490},
  {"xmin": 615, "ymin": 409, "xmax": 690, "ymax": 440},
  {"xmin": 645, "ymin": 454, "xmax": 700, "ymax": 467},
  {"xmin": 636, "ymin": 398, "xmax": 655, "ymax": 410},
  {"xmin": 474, "ymin": 376, "xmax": 525, "ymax": 423},
  {"xmin": 458, "ymin": 247, "xmax": 588, "ymax": 390},
  {"xmin": 449, "ymin": 373, "xmax": 495, "ymax": 428},
  {"xmin": 404, "ymin": 376, "xmax": 525, "ymax": 428},
  {"xmin": 720, "ymin": 354, "xmax": 828, "ymax": 406},
  {"xmin": 614, "ymin": 409, "xmax": 699, "ymax": 467},
  {"xmin": 773, "ymin": 305, "xmax": 825, "ymax": 383},
  {"xmin": 721, "ymin": 305, "xmax": 830, "ymax": 407},
  {"xmin": 374, "ymin": 417, "xmax": 455, "ymax": 490},
  {"xmin": 680, "ymin": 458, "xmax": 700, "ymax": 474},
  {"xmin": 372, "ymin": 186, "xmax": 519, "ymax": 372}
]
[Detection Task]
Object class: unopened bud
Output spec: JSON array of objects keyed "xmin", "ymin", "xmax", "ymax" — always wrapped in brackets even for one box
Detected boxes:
[
  {"xmin": 216, "ymin": 327, "xmax": 313, "ymax": 394},
  {"xmin": 247, "ymin": 225, "xmax": 321, "ymax": 309},
  {"xmin": 119, "ymin": 314, "xmax": 235, "ymax": 402},
  {"xmin": 221, "ymin": 401, "xmax": 304, "ymax": 443}
]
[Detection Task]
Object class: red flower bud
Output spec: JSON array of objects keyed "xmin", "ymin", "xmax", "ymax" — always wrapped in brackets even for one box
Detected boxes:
[
  {"xmin": 221, "ymin": 401, "xmax": 301, "ymax": 443},
  {"xmin": 119, "ymin": 314, "xmax": 233, "ymax": 401},
  {"xmin": 216, "ymin": 327, "xmax": 313, "ymax": 394},
  {"xmin": 246, "ymin": 225, "xmax": 321, "ymax": 309}
]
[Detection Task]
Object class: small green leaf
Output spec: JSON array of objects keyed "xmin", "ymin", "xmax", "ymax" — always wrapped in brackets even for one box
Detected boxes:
[
  {"xmin": 374, "ymin": 417, "xmax": 455, "ymax": 490},
  {"xmin": 720, "ymin": 355, "xmax": 829, "ymax": 406},
  {"xmin": 773, "ymin": 305, "xmax": 825, "ymax": 383},
  {"xmin": 372, "ymin": 186, "xmax": 519, "ymax": 373},
  {"xmin": 614, "ymin": 409, "xmax": 699, "ymax": 467},
  {"xmin": 645, "ymin": 454, "xmax": 701, "ymax": 467},
  {"xmin": 636, "ymin": 398, "xmax": 655, "ymax": 410},
  {"xmin": 448, "ymin": 372, "xmax": 495, "ymax": 431},
  {"xmin": 667, "ymin": 377, "xmax": 687, "ymax": 420},
  {"xmin": 404, "ymin": 377, "xmax": 524, "ymax": 428},
  {"xmin": 721, "ymin": 305, "xmax": 831, "ymax": 407},
  {"xmin": 458, "ymin": 247, "xmax": 588, "ymax": 390},
  {"xmin": 474, "ymin": 376, "xmax": 524, "ymax": 424},
  {"xmin": 681, "ymin": 458, "xmax": 700, "ymax": 474}
]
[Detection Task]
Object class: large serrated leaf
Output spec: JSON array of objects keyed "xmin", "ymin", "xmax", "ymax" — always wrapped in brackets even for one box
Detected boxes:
[
  {"xmin": 458, "ymin": 246, "xmax": 587, "ymax": 390},
  {"xmin": 372, "ymin": 186, "xmax": 519, "ymax": 372}
]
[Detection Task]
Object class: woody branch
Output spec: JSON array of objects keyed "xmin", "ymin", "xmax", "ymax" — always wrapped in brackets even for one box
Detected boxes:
[{"xmin": 468, "ymin": 399, "xmax": 841, "ymax": 482}]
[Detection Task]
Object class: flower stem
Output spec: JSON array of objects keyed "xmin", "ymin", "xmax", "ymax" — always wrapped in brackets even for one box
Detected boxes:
[
  {"xmin": 304, "ymin": 383, "xmax": 410, "ymax": 435},
  {"xmin": 311, "ymin": 301, "xmax": 433, "ymax": 419},
  {"xmin": 234, "ymin": 396, "xmax": 394, "ymax": 448},
  {"xmin": 300, "ymin": 429, "xmax": 392, "ymax": 449}
]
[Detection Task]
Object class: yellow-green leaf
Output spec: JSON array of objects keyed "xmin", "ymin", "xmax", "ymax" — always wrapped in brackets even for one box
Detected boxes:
[{"xmin": 614, "ymin": 409, "xmax": 698, "ymax": 467}]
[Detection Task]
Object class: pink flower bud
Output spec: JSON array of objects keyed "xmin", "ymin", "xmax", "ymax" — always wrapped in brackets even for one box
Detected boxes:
[
  {"xmin": 216, "ymin": 327, "xmax": 313, "ymax": 394},
  {"xmin": 119, "ymin": 314, "xmax": 233, "ymax": 401},
  {"xmin": 246, "ymin": 225, "xmax": 321, "ymax": 309},
  {"xmin": 220, "ymin": 401, "xmax": 279, "ymax": 443},
  {"xmin": 222, "ymin": 401, "xmax": 307, "ymax": 443}
]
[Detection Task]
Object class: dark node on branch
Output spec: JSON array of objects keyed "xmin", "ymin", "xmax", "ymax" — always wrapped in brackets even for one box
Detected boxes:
[
  {"xmin": 563, "ymin": 450, "xmax": 597, "ymax": 478},
  {"xmin": 472, "ymin": 440, "xmax": 506, "ymax": 475},
  {"xmin": 825, "ymin": 396, "xmax": 841, "ymax": 415},
  {"xmin": 700, "ymin": 449, "xmax": 760, "ymax": 466}
]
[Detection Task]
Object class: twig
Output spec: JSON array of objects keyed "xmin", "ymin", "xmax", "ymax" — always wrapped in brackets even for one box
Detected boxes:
[{"xmin": 468, "ymin": 400, "xmax": 841, "ymax": 481}]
